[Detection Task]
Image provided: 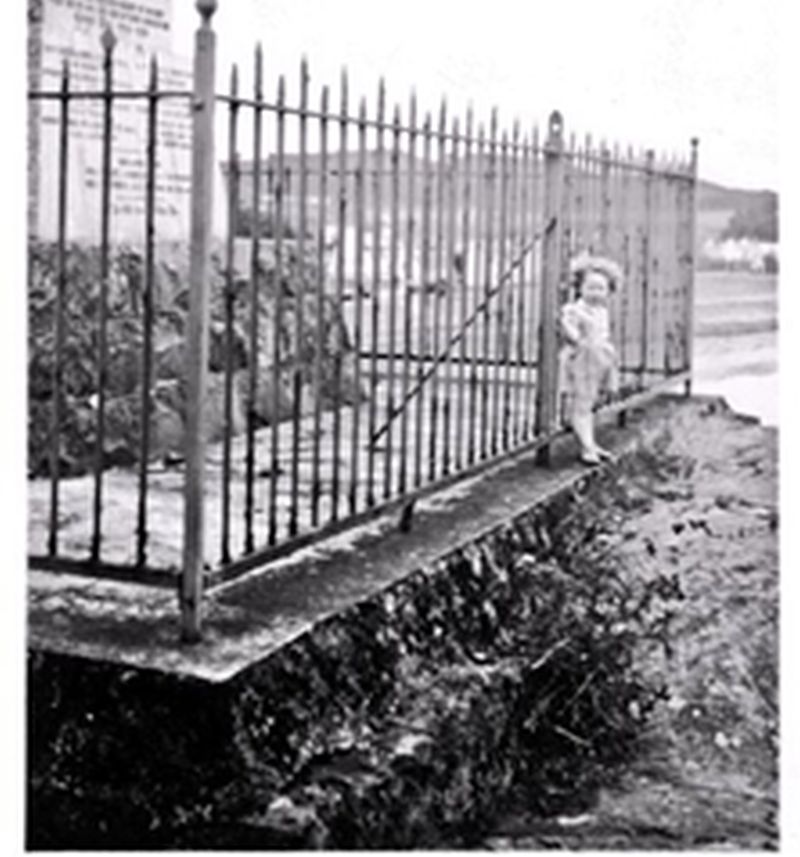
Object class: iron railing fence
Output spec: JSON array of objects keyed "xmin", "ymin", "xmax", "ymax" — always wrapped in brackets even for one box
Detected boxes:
[{"xmin": 27, "ymin": 2, "xmax": 698, "ymax": 640}]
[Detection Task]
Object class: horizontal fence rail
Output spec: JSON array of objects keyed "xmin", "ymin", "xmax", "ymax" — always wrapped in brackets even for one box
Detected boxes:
[{"xmin": 27, "ymin": 5, "xmax": 698, "ymax": 638}]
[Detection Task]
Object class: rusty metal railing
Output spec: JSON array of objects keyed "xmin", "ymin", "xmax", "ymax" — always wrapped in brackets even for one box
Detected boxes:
[{"xmin": 27, "ymin": 0, "xmax": 699, "ymax": 640}]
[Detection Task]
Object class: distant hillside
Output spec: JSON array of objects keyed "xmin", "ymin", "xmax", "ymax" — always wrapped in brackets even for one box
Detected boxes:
[{"xmin": 696, "ymin": 181, "xmax": 778, "ymax": 243}]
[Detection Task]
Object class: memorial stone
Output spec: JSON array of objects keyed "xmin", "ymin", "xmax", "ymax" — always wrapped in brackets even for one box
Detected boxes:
[{"xmin": 32, "ymin": 0, "xmax": 193, "ymax": 243}]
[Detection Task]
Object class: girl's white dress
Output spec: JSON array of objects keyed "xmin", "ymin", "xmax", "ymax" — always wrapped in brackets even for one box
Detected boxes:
[{"xmin": 559, "ymin": 299, "xmax": 618, "ymax": 411}]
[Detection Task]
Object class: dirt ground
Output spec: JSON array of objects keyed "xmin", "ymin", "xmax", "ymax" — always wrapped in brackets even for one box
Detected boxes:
[{"xmin": 483, "ymin": 399, "xmax": 779, "ymax": 851}]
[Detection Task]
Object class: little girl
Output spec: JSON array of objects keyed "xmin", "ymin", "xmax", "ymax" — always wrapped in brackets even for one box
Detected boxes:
[{"xmin": 559, "ymin": 254, "xmax": 621, "ymax": 465}]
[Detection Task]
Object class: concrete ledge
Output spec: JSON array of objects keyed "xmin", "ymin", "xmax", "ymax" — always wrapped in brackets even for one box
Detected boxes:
[
  {"xmin": 28, "ymin": 393, "xmax": 688, "ymax": 682},
  {"xmin": 27, "ymin": 393, "xmax": 754, "ymax": 848}
]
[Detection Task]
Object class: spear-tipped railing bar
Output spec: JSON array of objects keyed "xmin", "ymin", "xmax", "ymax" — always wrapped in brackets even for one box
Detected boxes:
[
  {"xmin": 267, "ymin": 74, "xmax": 286, "ymax": 546},
  {"xmin": 90, "ymin": 26, "xmax": 116, "ymax": 565},
  {"xmin": 441, "ymin": 114, "xmax": 459, "ymax": 475},
  {"xmin": 331, "ymin": 69, "xmax": 349, "ymax": 518},
  {"xmin": 348, "ymin": 95, "xmax": 368, "ymax": 515},
  {"xmin": 398, "ymin": 91, "xmax": 418, "ymax": 495},
  {"xmin": 365, "ymin": 79, "xmax": 385, "ymax": 506},
  {"xmin": 522, "ymin": 125, "xmax": 541, "ymax": 440},
  {"xmin": 311, "ymin": 84, "xmax": 330, "ymax": 526},
  {"xmin": 455, "ymin": 107, "xmax": 474, "ymax": 471},
  {"xmin": 47, "ymin": 59, "xmax": 70, "ymax": 558},
  {"xmin": 467, "ymin": 122, "xmax": 486, "ymax": 465},
  {"xmin": 219, "ymin": 62, "xmax": 239, "ymax": 565},
  {"xmin": 478, "ymin": 108, "xmax": 497, "ymax": 462},
  {"xmin": 427, "ymin": 99, "xmax": 447, "ymax": 481},
  {"xmin": 413, "ymin": 110, "xmax": 434, "ymax": 489},
  {"xmin": 288, "ymin": 56, "xmax": 308, "ymax": 537},
  {"xmin": 244, "ymin": 42, "xmax": 263, "ymax": 553},
  {"xmin": 136, "ymin": 55, "xmax": 159, "ymax": 568},
  {"xmin": 490, "ymin": 128, "xmax": 509, "ymax": 456}
]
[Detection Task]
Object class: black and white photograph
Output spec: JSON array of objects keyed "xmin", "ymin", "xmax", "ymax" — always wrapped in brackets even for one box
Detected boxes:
[{"xmin": 4, "ymin": 0, "xmax": 792, "ymax": 850}]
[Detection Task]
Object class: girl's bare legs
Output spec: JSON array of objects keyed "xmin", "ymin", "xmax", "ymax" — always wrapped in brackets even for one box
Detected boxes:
[{"xmin": 569, "ymin": 395, "xmax": 601, "ymax": 464}]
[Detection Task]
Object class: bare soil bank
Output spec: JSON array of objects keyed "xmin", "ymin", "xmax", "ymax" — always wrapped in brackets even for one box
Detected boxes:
[{"xmin": 483, "ymin": 399, "xmax": 778, "ymax": 850}]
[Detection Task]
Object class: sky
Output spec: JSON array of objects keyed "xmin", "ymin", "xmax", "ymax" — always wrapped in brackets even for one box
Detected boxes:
[{"xmin": 170, "ymin": 0, "xmax": 780, "ymax": 191}]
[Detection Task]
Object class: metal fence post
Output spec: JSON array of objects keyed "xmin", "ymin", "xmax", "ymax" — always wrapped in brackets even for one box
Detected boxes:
[
  {"xmin": 534, "ymin": 111, "xmax": 565, "ymax": 465},
  {"xmin": 181, "ymin": 0, "xmax": 217, "ymax": 643},
  {"xmin": 684, "ymin": 138, "xmax": 699, "ymax": 396}
]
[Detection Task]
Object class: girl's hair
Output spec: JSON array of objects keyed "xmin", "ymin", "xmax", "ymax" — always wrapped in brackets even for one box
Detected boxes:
[{"xmin": 568, "ymin": 254, "xmax": 621, "ymax": 298}]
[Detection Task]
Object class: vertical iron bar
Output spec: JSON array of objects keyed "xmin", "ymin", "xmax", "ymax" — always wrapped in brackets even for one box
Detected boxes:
[
  {"xmin": 573, "ymin": 135, "xmax": 584, "ymax": 252},
  {"xmin": 348, "ymin": 96, "xmax": 367, "ymax": 514},
  {"xmin": 582, "ymin": 137, "xmax": 592, "ymax": 250},
  {"xmin": 366, "ymin": 81, "xmax": 385, "ymax": 506},
  {"xmin": 331, "ymin": 70, "xmax": 349, "ymax": 518},
  {"xmin": 650, "ymin": 158, "xmax": 662, "ymax": 379},
  {"xmin": 534, "ymin": 111, "xmax": 565, "ymax": 464},
  {"xmin": 674, "ymin": 165, "xmax": 683, "ymax": 374},
  {"xmin": 428, "ymin": 100, "xmax": 447, "ymax": 481},
  {"xmin": 267, "ymin": 75, "xmax": 286, "ymax": 546},
  {"xmin": 613, "ymin": 143, "xmax": 629, "ymax": 425},
  {"xmin": 663, "ymin": 166, "xmax": 673, "ymax": 373},
  {"xmin": 502, "ymin": 122, "xmax": 520, "ymax": 449},
  {"xmin": 479, "ymin": 109, "xmax": 497, "ymax": 462},
  {"xmin": 585, "ymin": 134, "xmax": 595, "ymax": 250},
  {"xmin": 413, "ymin": 112, "xmax": 433, "ymax": 488},
  {"xmin": 623, "ymin": 144, "xmax": 636, "ymax": 390},
  {"xmin": 673, "ymin": 163, "xmax": 682, "ymax": 374},
  {"xmin": 245, "ymin": 44, "xmax": 263, "ymax": 553},
  {"xmin": 442, "ymin": 115, "xmax": 459, "ymax": 475},
  {"xmin": 91, "ymin": 27, "xmax": 116, "ymax": 564},
  {"xmin": 220, "ymin": 63, "xmax": 239, "ymax": 565},
  {"xmin": 600, "ymin": 145, "xmax": 611, "ymax": 254},
  {"xmin": 523, "ymin": 126, "xmax": 540, "ymax": 440},
  {"xmin": 383, "ymin": 101, "xmax": 401, "ymax": 499},
  {"xmin": 136, "ymin": 56, "xmax": 159, "ymax": 568},
  {"xmin": 562, "ymin": 132, "xmax": 575, "ymax": 260},
  {"xmin": 398, "ymin": 92, "xmax": 417, "ymax": 495},
  {"xmin": 640, "ymin": 149, "xmax": 654, "ymax": 389},
  {"xmin": 311, "ymin": 86, "xmax": 329, "ymax": 527},
  {"xmin": 508, "ymin": 122, "xmax": 523, "ymax": 448},
  {"xmin": 683, "ymin": 144, "xmax": 700, "ymax": 396},
  {"xmin": 685, "ymin": 140, "xmax": 700, "ymax": 392},
  {"xmin": 181, "ymin": 2, "xmax": 216, "ymax": 641},
  {"xmin": 514, "ymin": 131, "xmax": 530, "ymax": 445},
  {"xmin": 616, "ymin": 146, "xmax": 626, "ymax": 380},
  {"xmin": 48, "ymin": 60, "xmax": 70, "ymax": 557},
  {"xmin": 467, "ymin": 123, "xmax": 485, "ymax": 465},
  {"xmin": 456, "ymin": 108, "xmax": 473, "ymax": 471},
  {"xmin": 491, "ymin": 129, "xmax": 509, "ymax": 455},
  {"xmin": 288, "ymin": 57, "xmax": 309, "ymax": 537}
]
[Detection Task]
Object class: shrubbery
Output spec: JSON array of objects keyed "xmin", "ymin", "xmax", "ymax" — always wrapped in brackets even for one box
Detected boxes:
[{"xmin": 27, "ymin": 238, "xmax": 364, "ymax": 477}]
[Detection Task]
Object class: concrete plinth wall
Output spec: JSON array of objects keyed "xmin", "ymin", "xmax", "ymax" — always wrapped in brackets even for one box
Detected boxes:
[{"xmin": 28, "ymin": 396, "xmax": 730, "ymax": 849}]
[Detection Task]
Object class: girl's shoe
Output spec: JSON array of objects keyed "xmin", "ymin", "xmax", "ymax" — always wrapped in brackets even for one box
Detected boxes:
[{"xmin": 580, "ymin": 450, "xmax": 602, "ymax": 466}]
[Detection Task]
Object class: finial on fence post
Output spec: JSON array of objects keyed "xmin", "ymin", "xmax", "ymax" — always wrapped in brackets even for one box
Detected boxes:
[
  {"xmin": 689, "ymin": 137, "xmax": 699, "ymax": 174},
  {"xmin": 100, "ymin": 24, "xmax": 116, "ymax": 54},
  {"xmin": 196, "ymin": 0, "xmax": 218, "ymax": 25},
  {"xmin": 547, "ymin": 110, "xmax": 563, "ymax": 147}
]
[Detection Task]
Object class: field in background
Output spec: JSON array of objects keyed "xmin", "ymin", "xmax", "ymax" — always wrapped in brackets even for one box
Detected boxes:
[{"xmin": 692, "ymin": 271, "xmax": 777, "ymax": 426}]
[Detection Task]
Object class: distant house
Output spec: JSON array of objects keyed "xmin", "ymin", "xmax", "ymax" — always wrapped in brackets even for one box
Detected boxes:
[{"xmin": 701, "ymin": 237, "xmax": 778, "ymax": 273}]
